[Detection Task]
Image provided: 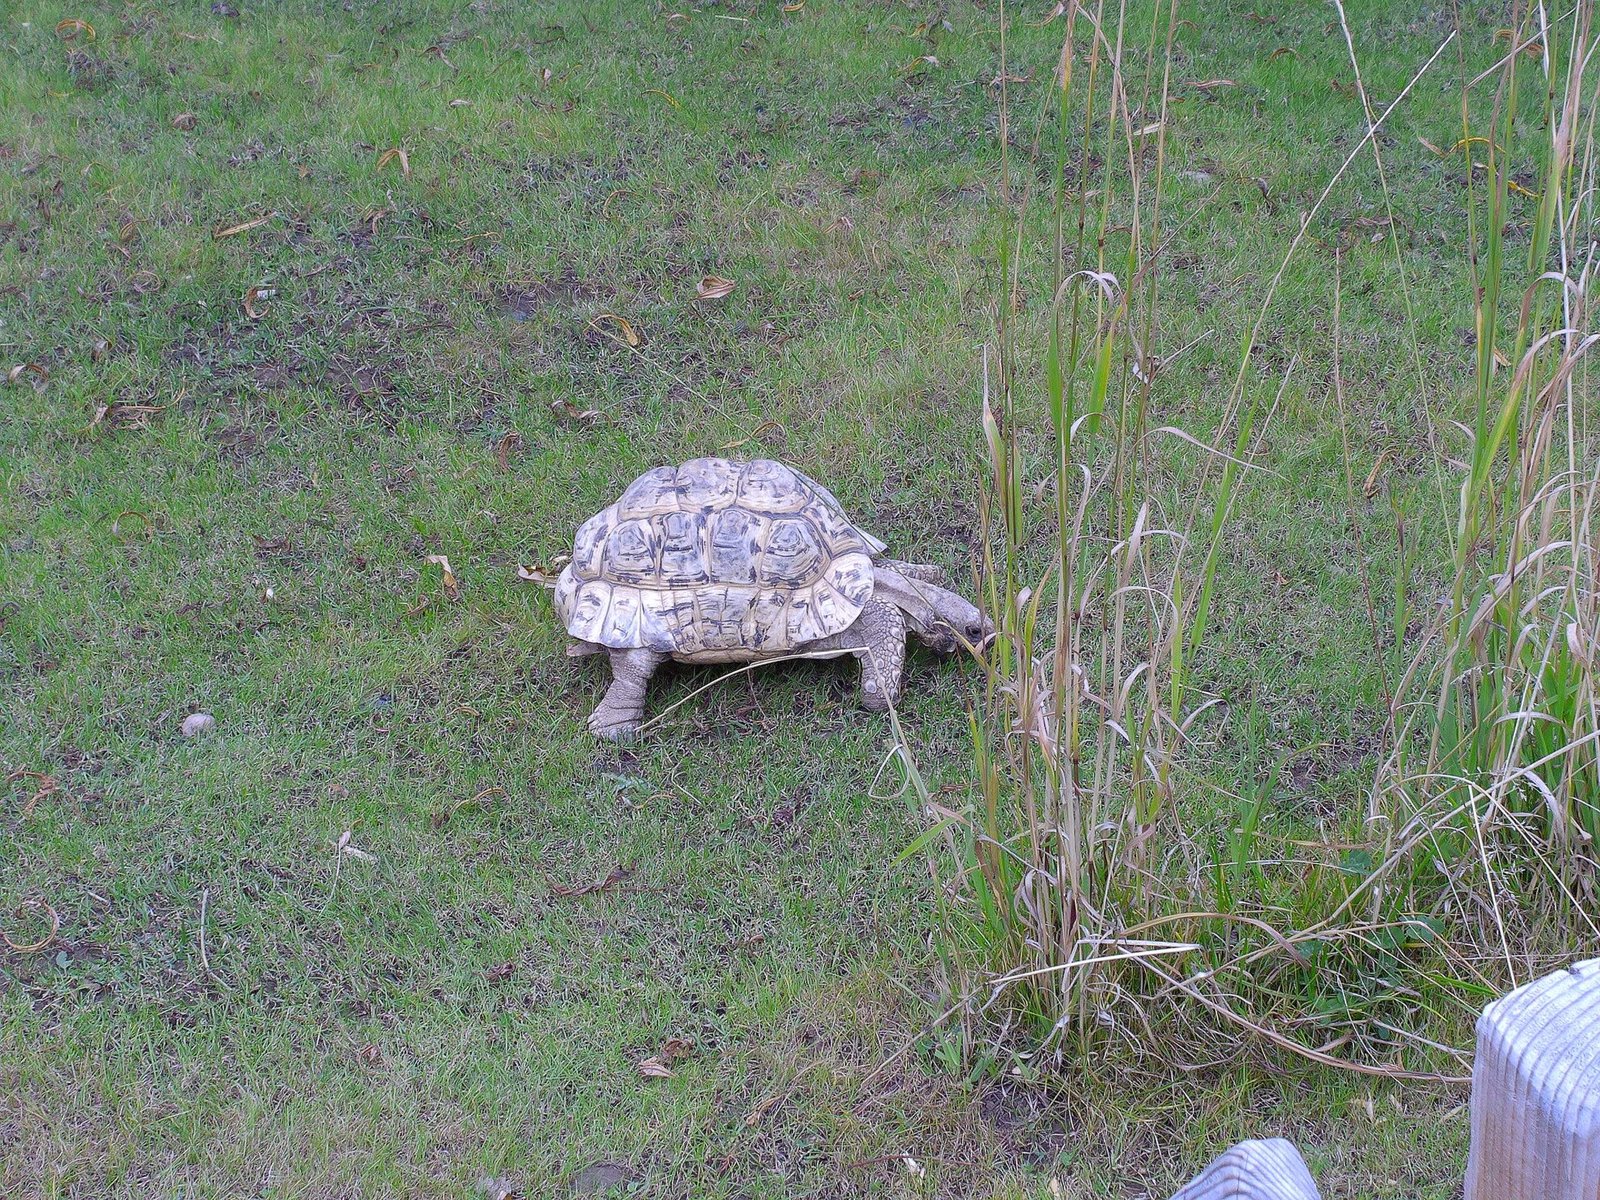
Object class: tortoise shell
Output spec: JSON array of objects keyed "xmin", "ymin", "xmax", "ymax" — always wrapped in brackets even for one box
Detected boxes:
[{"xmin": 554, "ymin": 458, "xmax": 885, "ymax": 655}]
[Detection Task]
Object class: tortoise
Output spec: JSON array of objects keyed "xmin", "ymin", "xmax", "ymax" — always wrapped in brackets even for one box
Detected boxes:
[{"xmin": 553, "ymin": 457, "xmax": 989, "ymax": 740}]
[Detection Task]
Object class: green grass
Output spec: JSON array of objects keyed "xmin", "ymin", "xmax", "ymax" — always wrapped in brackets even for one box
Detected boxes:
[{"xmin": 0, "ymin": 1, "xmax": 1538, "ymax": 1196}]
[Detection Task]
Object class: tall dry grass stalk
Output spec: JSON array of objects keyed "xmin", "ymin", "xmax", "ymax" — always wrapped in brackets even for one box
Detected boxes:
[
  {"xmin": 898, "ymin": 0, "xmax": 1597, "ymax": 1083},
  {"xmin": 1370, "ymin": 0, "xmax": 1600, "ymax": 959}
]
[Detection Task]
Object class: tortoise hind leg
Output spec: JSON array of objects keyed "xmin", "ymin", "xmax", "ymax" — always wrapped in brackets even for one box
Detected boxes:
[
  {"xmin": 853, "ymin": 600, "xmax": 907, "ymax": 712},
  {"xmin": 589, "ymin": 649, "xmax": 665, "ymax": 741}
]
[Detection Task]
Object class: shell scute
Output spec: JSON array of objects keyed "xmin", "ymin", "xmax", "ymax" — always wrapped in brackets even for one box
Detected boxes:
[
  {"xmin": 760, "ymin": 517, "xmax": 826, "ymax": 586},
  {"xmin": 708, "ymin": 507, "xmax": 762, "ymax": 583},
  {"xmin": 658, "ymin": 511, "xmax": 708, "ymax": 585},
  {"xmin": 737, "ymin": 460, "xmax": 808, "ymax": 512},
  {"xmin": 603, "ymin": 518, "xmax": 659, "ymax": 583},
  {"xmin": 618, "ymin": 465, "xmax": 680, "ymax": 518},
  {"xmin": 677, "ymin": 457, "xmax": 742, "ymax": 511}
]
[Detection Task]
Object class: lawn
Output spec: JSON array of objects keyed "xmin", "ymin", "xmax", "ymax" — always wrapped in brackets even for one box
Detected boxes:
[{"xmin": 0, "ymin": 1, "xmax": 1528, "ymax": 1196}]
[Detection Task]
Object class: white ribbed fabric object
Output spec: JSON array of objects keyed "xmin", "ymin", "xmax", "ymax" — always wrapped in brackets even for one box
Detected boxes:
[
  {"xmin": 1168, "ymin": 1138, "xmax": 1321, "ymax": 1200},
  {"xmin": 1465, "ymin": 957, "xmax": 1600, "ymax": 1200}
]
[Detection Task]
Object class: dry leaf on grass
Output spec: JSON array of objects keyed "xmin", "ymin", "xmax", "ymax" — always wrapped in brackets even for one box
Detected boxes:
[
  {"xmin": 479, "ymin": 1176, "xmax": 522, "ymax": 1200},
  {"xmin": 172, "ymin": 111, "xmax": 197, "ymax": 130},
  {"xmin": 213, "ymin": 213, "xmax": 274, "ymax": 239},
  {"xmin": 516, "ymin": 557, "xmax": 567, "ymax": 587},
  {"xmin": 56, "ymin": 18, "xmax": 95, "ymax": 41},
  {"xmin": 493, "ymin": 429, "xmax": 524, "ymax": 470},
  {"xmin": 432, "ymin": 786, "xmax": 505, "ymax": 829},
  {"xmin": 1187, "ymin": 78, "xmax": 1236, "ymax": 91},
  {"xmin": 694, "ymin": 274, "xmax": 736, "ymax": 302},
  {"xmin": 353, "ymin": 1043, "xmax": 383, "ymax": 1066},
  {"xmin": 85, "ymin": 402, "xmax": 167, "ymax": 434},
  {"xmin": 336, "ymin": 830, "xmax": 377, "ymax": 861},
  {"xmin": 719, "ymin": 419, "xmax": 785, "ymax": 451},
  {"xmin": 8, "ymin": 769, "xmax": 62, "ymax": 818},
  {"xmin": 588, "ymin": 312, "xmax": 640, "ymax": 347},
  {"xmin": 1268, "ymin": 46, "xmax": 1298, "ymax": 61},
  {"xmin": 659, "ymin": 1037, "xmax": 695, "ymax": 1063},
  {"xmin": 642, "ymin": 87, "xmax": 680, "ymax": 108},
  {"xmin": 244, "ymin": 285, "xmax": 275, "ymax": 319},
  {"xmin": 549, "ymin": 863, "xmax": 632, "ymax": 898},
  {"xmin": 637, "ymin": 1056, "xmax": 674, "ymax": 1079},
  {"xmin": 424, "ymin": 554, "xmax": 460, "ymax": 597},
  {"xmin": 6, "ymin": 363, "xmax": 49, "ymax": 391},
  {"xmin": 898, "ymin": 55, "xmax": 939, "ymax": 74},
  {"xmin": 550, "ymin": 399, "xmax": 602, "ymax": 424},
  {"xmin": 375, "ymin": 147, "xmax": 411, "ymax": 176},
  {"xmin": 449, "ymin": 97, "xmax": 471, "ymax": 107},
  {"xmin": 2, "ymin": 899, "xmax": 59, "ymax": 953}
]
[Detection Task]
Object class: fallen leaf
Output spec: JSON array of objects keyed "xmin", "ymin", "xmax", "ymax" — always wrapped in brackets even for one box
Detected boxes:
[
  {"xmin": 493, "ymin": 428, "xmax": 524, "ymax": 470},
  {"xmin": 517, "ymin": 558, "xmax": 565, "ymax": 588},
  {"xmin": 484, "ymin": 960, "xmax": 517, "ymax": 982},
  {"xmin": 449, "ymin": 97, "xmax": 472, "ymax": 107},
  {"xmin": 588, "ymin": 312, "xmax": 640, "ymax": 347},
  {"xmin": 549, "ymin": 863, "xmax": 632, "ymax": 898},
  {"xmin": 171, "ymin": 111, "xmax": 197, "ymax": 130},
  {"xmin": 1418, "ymin": 136, "xmax": 1446, "ymax": 156},
  {"xmin": 353, "ymin": 1043, "xmax": 383, "ymax": 1065},
  {"xmin": 425, "ymin": 554, "xmax": 460, "ymax": 598},
  {"xmin": 783, "ymin": 1, "xmax": 805, "ymax": 11},
  {"xmin": 642, "ymin": 87, "xmax": 680, "ymax": 108},
  {"xmin": 6, "ymin": 363, "xmax": 49, "ymax": 391},
  {"xmin": 550, "ymin": 399, "xmax": 602, "ymax": 424},
  {"xmin": 1133, "ymin": 121, "xmax": 1164, "ymax": 138},
  {"xmin": 337, "ymin": 830, "xmax": 377, "ymax": 861},
  {"xmin": 85, "ymin": 401, "xmax": 167, "ymax": 433},
  {"xmin": 1493, "ymin": 347, "xmax": 1511, "ymax": 369},
  {"xmin": 719, "ymin": 419, "xmax": 785, "ymax": 450},
  {"xmin": 1267, "ymin": 46, "xmax": 1298, "ymax": 61},
  {"xmin": 213, "ymin": 213, "xmax": 274, "ymax": 240},
  {"xmin": 7, "ymin": 770, "xmax": 62, "ymax": 819},
  {"xmin": 1, "ymin": 899, "xmax": 59, "ymax": 953},
  {"xmin": 695, "ymin": 274, "xmax": 736, "ymax": 302},
  {"xmin": 433, "ymin": 786, "xmax": 505, "ymax": 828},
  {"xmin": 898, "ymin": 55, "xmax": 939, "ymax": 74},
  {"xmin": 636, "ymin": 1057, "xmax": 674, "ymax": 1079},
  {"xmin": 1187, "ymin": 78, "xmax": 1236, "ymax": 91},
  {"xmin": 1362, "ymin": 450, "xmax": 1392, "ymax": 498},
  {"xmin": 244, "ymin": 285, "xmax": 275, "ymax": 319},
  {"xmin": 659, "ymin": 1037, "xmax": 695, "ymax": 1064},
  {"xmin": 56, "ymin": 18, "xmax": 95, "ymax": 42},
  {"xmin": 375, "ymin": 147, "xmax": 411, "ymax": 176}
]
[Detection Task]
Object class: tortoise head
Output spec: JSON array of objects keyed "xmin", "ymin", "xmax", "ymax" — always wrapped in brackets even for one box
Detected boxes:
[{"xmin": 873, "ymin": 565, "xmax": 993, "ymax": 654}]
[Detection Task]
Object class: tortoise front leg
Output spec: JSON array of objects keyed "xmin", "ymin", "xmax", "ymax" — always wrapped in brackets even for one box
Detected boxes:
[
  {"xmin": 589, "ymin": 648, "xmax": 665, "ymax": 741},
  {"xmin": 851, "ymin": 599, "xmax": 907, "ymax": 711}
]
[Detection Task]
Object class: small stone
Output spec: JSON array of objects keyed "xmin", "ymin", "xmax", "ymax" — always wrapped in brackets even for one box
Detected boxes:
[{"xmin": 181, "ymin": 712, "xmax": 216, "ymax": 737}]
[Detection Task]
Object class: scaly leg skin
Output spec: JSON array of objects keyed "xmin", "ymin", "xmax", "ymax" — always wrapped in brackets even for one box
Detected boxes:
[
  {"xmin": 853, "ymin": 600, "xmax": 907, "ymax": 712},
  {"xmin": 588, "ymin": 648, "xmax": 665, "ymax": 741}
]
